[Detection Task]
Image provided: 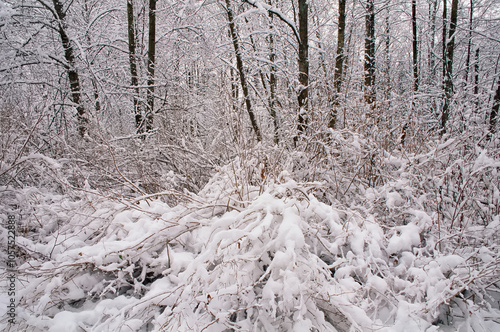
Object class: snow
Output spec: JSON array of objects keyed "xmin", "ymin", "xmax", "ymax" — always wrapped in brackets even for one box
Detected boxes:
[
  {"xmin": 367, "ymin": 275, "xmax": 388, "ymax": 294},
  {"xmin": 365, "ymin": 187, "xmax": 377, "ymax": 202},
  {"xmin": 473, "ymin": 148, "xmax": 500, "ymax": 172},
  {"xmin": 436, "ymin": 255, "xmax": 465, "ymax": 273},
  {"xmin": 383, "ymin": 301, "xmax": 433, "ymax": 332},
  {"xmin": 0, "ymin": 2, "xmax": 14, "ymax": 20},
  {"xmin": 277, "ymin": 206, "xmax": 305, "ymax": 250},
  {"xmin": 1, "ymin": 151, "xmax": 499, "ymax": 331},
  {"xmin": 387, "ymin": 223, "xmax": 421, "ymax": 255},
  {"xmin": 386, "ymin": 191, "xmax": 404, "ymax": 208}
]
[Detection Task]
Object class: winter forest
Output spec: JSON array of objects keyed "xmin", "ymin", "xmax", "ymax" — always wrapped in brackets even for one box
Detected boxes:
[{"xmin": 0, "ymin": 0, "xmax": 499, "ymax": 330}]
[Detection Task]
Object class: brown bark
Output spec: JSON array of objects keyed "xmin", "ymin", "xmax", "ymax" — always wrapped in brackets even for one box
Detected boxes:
[
  {"xmin": 51, "ymin": 0, "xmax": 87, "ymax": 137},
  {"xmin": 225, "ymin": 0, "xmax": 262, "ymax": 142},
  {"xmin": 464, "ymin": 0, "xmax": 473, "ymax": 85},
  {"xmin": 145, "ymin": 0, "xmax": 156, "ymax": 133},
  {"xmin": 489, "ymin": 78, "xmax": 500, "ymax": 136},
  {"xmin": 412, "ymin": 0, "xmax": 419, "ymax": 91},
  {"xmin": 474, "ymin": 48, "xmax": 479, "ymax": 95},
  {"xmin": 328, "ymin": 0, "xmax": 346, "ymax": 129},
  {"xmin": 297, "ymin": 0, "xmax": 309, "ymax": 137},
  {"xmin": 428, "ymin": 0, "xmax": 438, "ymax": 82},
  {"xmin": 364, "ymin": 0, "xmax": 376, "ymax": 106},
  {"xmin": 268, "ymin": 1, "xmax": 279, "ymax": 144},
  {"xmin": 441, "ymin": 0, "xmax": 459, "ymax": 135},
  {"xmin": 127, "ymin": 0, "xmax": 142, "ymax": 132},
  {"xmin": 384, "ymin": 12, "xmax": 391, "ymax": 105}
]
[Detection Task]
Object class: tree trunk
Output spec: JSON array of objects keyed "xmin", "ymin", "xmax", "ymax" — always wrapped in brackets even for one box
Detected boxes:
[
  {"xmin": 82, "ymin": 1, "xmax": 101, "ymax": 115},
  {"xmin": 384, "ymin": 10, "xmax": 391, "ymax": 106},
  {"xmin": 446, "ymin": 0, "xmax": 459, "ymax": 92},
  {"xmin": 474, "ymin": 48, "xmax": 479, "ymax": 95},
  {"xmin": 328, "ymin": 0, "xmax": 346, "ymax": 129},
  {"xmin": 441, "ymin": 0, "xmax": 459, "ymax": 135},
  {"xmin": 489, "ymin": 78, "xmax": 500, "ymax": 136},
  {"xmin": 91, "ymin": 79, "xmax": 101, "ymax": 113},
  {"xmin": 145, "ymin": 0, "xmax": 156, "ymax": 133},
  {"xmin": 428, "ymin": 0, "xmax": 438, "ymax": 83},
  {"xmin": 364, "ymin": 0, "xmax": 376, "ymax": 106},
  {"xmin": 246, "ymin": 14, "xmax": 278, "ymax": 143},
  {"xmin": 440, "ymin": 0, "xmax": 448, "ymax": 134},
  {"xmin": 51, "ymin": 0, "xmax": 87, "ymax": 137},
  {"xmin": 225, "ymin": 0, "xmax": 262, "ymax": 142},
  {"xmin": 230, "ymin": 67, "xmax": 239, "ymax": 112},
  {"xmin": 412, "ymin": 0, "xmax": 419, "ymax": 92},
  {"xmin": 268, "ymin": 1, "xmax": 279, "ymax": 144},
  {"xmin": 296, "ymin": 0, "xmax": 309, "ymax": 137},
  {"xmin": 464, "ymin": 0, "xmax": 473, "ymax": 85},
  {"xmin": 442, "ymin": 0, "xmax": 447, "ymax": 81},
  {"xmin": 269, "ymin": 54, "xmax": 278, "ymax": 144},
  {"xmin": 127, "ymin": 0, "xmax": 142, "ymax": 133}
]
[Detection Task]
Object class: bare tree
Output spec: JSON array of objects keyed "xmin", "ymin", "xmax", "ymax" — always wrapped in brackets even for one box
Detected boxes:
[
  {"xmin": 364, "ymin": 0, "xmax": 376, "ymax": 106},
  {"xmin": 243, "ymin": 0, "xmax": 305, "ymax": 142},
  {"xmin": 296, "ymin": 0, "xmax": 309, "ymax": 138},
  {"xmin": 145, "ymin": 0, "xmax": 156, "ymax": 133},
  {"xmin": 412, "ymin": 0, "xmax": 419, "ymax": 92},
  {"xmin": 225, "ymin": 0, "xmax": 262, "ymax": 142},
  {"xmin": 489, "ymin": 77, "xmax": 500, "ymax": 136},
  {"xmin": 127, "ymin": 0, "xmax": 142, "ymax": 133},
  {"xmin": 268, "ymin": 0, "xmax": 279, "ymax": 144},
  {"xmin": 474, "ymin": 48, "xmax": 480, "ymax": 96},
  {"xmin": 328, "ymin": 0, "xmax": 347, "ymax": 129},
  {"xmin": 383, "ymin": 4, "xmax": 391, "ymax": 107},
  {"xmin": 36, "ymin": 0, "xmax": 87, "ymax": 137},
  {"xmin": 464, "ymin": 0, "xmax": 473, "ymax": 86},
  {"xmin": 441, "ymin": 0, "xmax": 459, "ymax": 134},
  {"xmin": 428, "ymin": 0, "xmax": 438, "ymax": 83}
]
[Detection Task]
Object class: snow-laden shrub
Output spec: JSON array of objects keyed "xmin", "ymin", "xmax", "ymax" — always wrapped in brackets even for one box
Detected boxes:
[{"xmin": 2, "ymin": 156, "xmax": 498, "ymax": 331}]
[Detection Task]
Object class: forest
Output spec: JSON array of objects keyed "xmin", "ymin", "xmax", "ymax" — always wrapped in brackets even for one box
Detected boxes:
[{"xmin": 0, "ymin": 0, "xmax": 499, "ymax": 330}]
